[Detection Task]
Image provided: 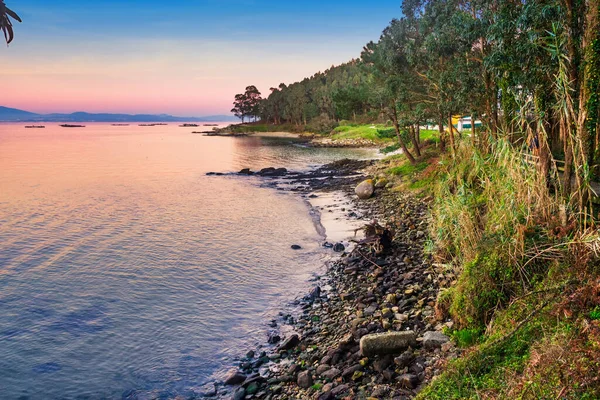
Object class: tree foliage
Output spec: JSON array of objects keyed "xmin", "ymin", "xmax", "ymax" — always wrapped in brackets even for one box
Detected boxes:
[
  {"xmin": 233, "ymin": 0, "xmax": 600, "ymax": 203},
  {"xmin": 0, "ymin": 0, "xmax": 21, "ymax": 45},
  {"xmin": 231, "ymin": 86, "xmax": 262, "ymax": 123}
]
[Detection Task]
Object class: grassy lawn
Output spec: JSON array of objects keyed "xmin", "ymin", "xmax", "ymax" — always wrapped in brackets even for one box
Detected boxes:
[{"xmin": 331, "ymin": 124, "xmax": 395, "ymax": 144}]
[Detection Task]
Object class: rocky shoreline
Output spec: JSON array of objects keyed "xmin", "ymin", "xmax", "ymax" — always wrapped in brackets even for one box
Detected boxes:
[{"xmin": 202, "ymin": 159, "xmax": 456, "ymax": 400}]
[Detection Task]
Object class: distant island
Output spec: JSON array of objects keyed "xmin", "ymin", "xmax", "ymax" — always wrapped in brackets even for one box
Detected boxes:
[{"xmin": 0, "ymin": 106, "xmax": 239, "ymax": 123}]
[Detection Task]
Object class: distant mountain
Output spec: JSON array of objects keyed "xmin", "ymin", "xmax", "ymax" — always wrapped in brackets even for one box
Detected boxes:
[
  {"xmin": 0, "ymin": 106, "xmax": 239, "ymax": 123},
  {"xmin": 0, "ymin": 106, "xmax": 41, "ymax": 121}
]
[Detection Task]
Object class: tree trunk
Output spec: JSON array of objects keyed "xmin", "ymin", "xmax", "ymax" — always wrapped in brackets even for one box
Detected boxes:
[
  {"xmin": 390, "ymin": 109, "xmax": 416, "ymax": 164},
  {"xmin": 410, "ymin": 125, "xmax": 422, "ymax": 157},
  {"xmin": 448, "ymin": 116, "xmax": 457, "ymax": 158},
  {"xmin": 438, "ymin": 117, "xmax": 446, "ymax": 152}
]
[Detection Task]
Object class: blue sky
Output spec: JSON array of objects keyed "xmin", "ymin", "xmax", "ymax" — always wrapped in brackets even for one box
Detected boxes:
[{"xmin": 5, "ymin": 0, "xmax": 403, "ymax": 115}]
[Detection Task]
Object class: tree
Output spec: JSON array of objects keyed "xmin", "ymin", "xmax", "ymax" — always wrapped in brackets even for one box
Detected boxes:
[
  {"xmin": 0, "ymin": 0, "xmax": 21, "ymax": 45},
  {"xmin": 231, "ymin": 86, "xmax": 263, "ymax": 123}
]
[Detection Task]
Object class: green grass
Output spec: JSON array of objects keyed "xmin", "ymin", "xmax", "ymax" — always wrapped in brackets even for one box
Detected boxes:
[
  {"xmin": 331, "ymin": 124, "xmax": 394, "ymax": 144},
  {"xmin": 387, "ymin": 161, "xmax": 428, "ymax": 176}
]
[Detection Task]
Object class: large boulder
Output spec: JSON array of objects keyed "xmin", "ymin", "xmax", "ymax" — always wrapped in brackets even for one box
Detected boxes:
[
  {"xmin": 359, "ymin": 331, "xmax": 417, "ymax": 357},
  {"xmin": 355, "ymin": 179, "xmax": 375, "ymax": 199}
]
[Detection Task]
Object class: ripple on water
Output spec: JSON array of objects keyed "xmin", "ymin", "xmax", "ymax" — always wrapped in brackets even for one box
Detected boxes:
[{"xmin": 0, "ymin": 125, "xmax": 374, "ymax": 399}]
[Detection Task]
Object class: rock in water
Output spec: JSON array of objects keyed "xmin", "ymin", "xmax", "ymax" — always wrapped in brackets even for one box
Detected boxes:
[
  {"xmin": 355, "ymin": 179, "xmax": 375, "ymax": 199},
  {"xmin": 359, "ymin": 331, "xmax": 417, "ymax": 357},
  {"xmin": 422, "ymin": 331, "xmax": 450, "ymax": 349},
  {"xmin": 224, "ymin": 369, "xmax": 247, "ymax": 385},
  {"xmin": 333, "ymin": 242, "xmax": 345, "ymax": 252},
  {"xmin": 291, "ymin": 245, "xmax": 302, "ymax": 250},
  {"xmin": 233, "ymin": 387, "xmax": 246, "ymax": 400},
  {"xmin": 297, "ymin": 371, "xmax": 313, "ymax": 388},
  {"xmin": 238, "ymin": 168, "xmax": 253, "ymax": 175}
]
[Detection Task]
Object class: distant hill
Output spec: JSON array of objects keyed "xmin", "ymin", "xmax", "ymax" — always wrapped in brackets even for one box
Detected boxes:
[
  {"xmin": 0, "ymin": 106, "xmax": 41, "ymax": 121},
  {"xmin": 0, "ymin": 106, "xmax": 238, "ymax": 123}
]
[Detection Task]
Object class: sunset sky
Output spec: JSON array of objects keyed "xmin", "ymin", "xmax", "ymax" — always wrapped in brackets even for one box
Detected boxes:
[{"xmin": 3, "ymin": 0, "xmax": 402, "ymax": 117}]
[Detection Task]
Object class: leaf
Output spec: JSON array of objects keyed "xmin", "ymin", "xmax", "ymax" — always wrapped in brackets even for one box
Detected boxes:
[
  {"xmin": 6, "ymin": 23, "xmax": 13, "ymax": 44},
  {"xmin": 5, "ymin": 7, "xmax": 21, "ymax": 23}
]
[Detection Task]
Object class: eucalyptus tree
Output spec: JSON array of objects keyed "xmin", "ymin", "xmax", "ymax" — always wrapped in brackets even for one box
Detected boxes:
[
  {"xmin": 0, "ymin": 0, "xmax": 21, "ymax": 45},
  {"xmin": 362, "ymin": 18, "xmax": 423, "ymax": 164}
]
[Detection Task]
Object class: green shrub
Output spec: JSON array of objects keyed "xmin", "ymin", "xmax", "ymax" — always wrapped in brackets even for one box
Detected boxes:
[{"xmin": 380, "ymin": 143, "xmax": 401, "ymax": 154}]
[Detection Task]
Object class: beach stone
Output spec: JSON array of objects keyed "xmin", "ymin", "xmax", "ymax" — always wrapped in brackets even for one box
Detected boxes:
[
  {"xmin": 375, "ymin": 178, "xmax": 389, "ymax": 188},
  {"xmin": 359, "ymin": 331, "xmax": 416, "ymax": 357},
  {"xmin": 297, "ymin": 371, "xmax": 313, "ymax": 388},
  {"xmin": 321, "ymin": 367, "xmax": 341, "ymax": 380},
  {"xmin": 291, "ymin": 245, "xmax": 302, "ymax": 250},
  {"xmin": 333, "ymin": 242, "xmax": 345, "ymax": 252},
  {"xmin": 355, "ymin": 179, "xmax": 375, "ymax": 199},
  {"xmin": 316, "ymin": 364, "xmax": 331, "ymax": 375},
  {"xmin": 331, "ymin": 384, "xmax": 350, "ymax": 396},
  {"xmin": 223, "ymin": 369, "xmax": 246, "ymax": 385},
  {"xmin": 279, "ymin": 334, "xmax": 300, "ymax": 351},
  {"xmin": 232, "ymin": 387, "xmax": 246, "ymax": 400},
  {"xmin": 398, "ymin": 373, "xmax": 420, "ymax": 389},
  {"xmin": 246, "ymin": 381, "xmax": 259, "ymax": 395},
  {"xmin": 268, "ymin": 333, "xmax": 281, "ymax": 344},
  {"xmin": 317, "ymin": 391, "xmax": 334, "ymax": 400},
  {"xmin": 394, "ymin": 350, "xmax": 415, "ymax": 368},
  {"xmin": 422, "ymin": 331, "xmax": 450, "ymax": 349}
]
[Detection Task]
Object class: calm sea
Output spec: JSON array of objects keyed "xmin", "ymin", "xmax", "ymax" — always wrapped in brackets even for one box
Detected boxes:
[{"xmin": 0, "ymin": 123, "xmax": 373, "ymax": 399}]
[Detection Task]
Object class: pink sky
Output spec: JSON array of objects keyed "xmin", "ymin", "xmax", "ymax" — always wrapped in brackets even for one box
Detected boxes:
[{"xmin": 4, "ymin": 38, "xmax": 365, "ymax": 116}]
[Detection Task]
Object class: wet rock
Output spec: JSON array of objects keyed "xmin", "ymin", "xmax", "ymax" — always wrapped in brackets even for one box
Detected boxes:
[
  {"xmin": 355, "ymin": 179, "xmax": 375, "ymax": 199},
  {"xmin": 359, "ymin": 331, "xmax": 417, "ymax": 357},
  {"xmin": 422, "ymin": 331, "xmax": 450, "ymax": 349},
  {"xmin": 297, "ymin": 371, "xmax": 313, "ymax": 388},
  {"xmin": 238, "ymin": 168, "xmax": 253, "ymax": 175},
  {"xmin": 279, "ymin": 334, "xmax": 300, "ymax": 351},
  {"xmin": 224, "ymin": 369, "xmax": 246, "ymax": 385},
  {"xmin": 258, "ymin": 167, "xmax": 288, "ymax": 176},
  {"xmin": 268, "ymin": 333, "xmax": 281, "ymax": 344},
  {"xmin": 197, "ymin": 382, "xmax": 217, "ymax": 397},
  {"xmin": 333, "ymin": 242, "xmax": 346, "ymax": 252},
  {"xmin": 309, "ymin": 286, "xmax": 321, "ymax": 301},
  {"xmin": 291, "ymin": 244, "xmax": 302, "ymax": 250},
  {"xmin": 232, "ymin": 387, "xmax": 246, "ymax": 400}
]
